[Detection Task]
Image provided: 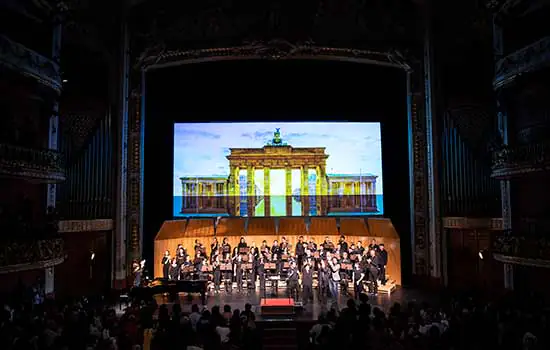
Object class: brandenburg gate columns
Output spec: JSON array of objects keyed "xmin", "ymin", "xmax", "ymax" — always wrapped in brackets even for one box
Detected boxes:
[
  {"xmin": 285, "ymin": 167, "xmax": 292, "ymax": 216},
  {"xmin": 301, "ymin": 166, "xmax": 309, "ymax": 195},
  {"xmin": 247, "ymin": 166, "xmax": 255, "ymax": 216},
  {"xmin": 301, "ymin": 166, "xmax": 310, "ymax": 216},
  {"xmin": 264, "ymin": 168, "xmax": 270, "ymax": 216}
]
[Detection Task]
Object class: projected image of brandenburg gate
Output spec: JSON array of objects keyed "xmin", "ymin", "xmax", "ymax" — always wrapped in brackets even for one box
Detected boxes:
[{"xmin": 180, "ymin": 129, "xmax": 378, "ymax": 216}]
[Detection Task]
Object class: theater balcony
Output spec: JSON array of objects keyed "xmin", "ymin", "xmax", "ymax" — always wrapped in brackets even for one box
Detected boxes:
[
  {"xmin": 491, "ymin": 141, "xmax": 550, "ymax": 179},
  {"xmin": 0, "ymin": 143, "xmax": 66, "ymax": 182},
  {"xmin": 0, "ymin": 35, "xmax": 62, "ymax": 94},
  {"xmin": 0, "ymin": 236, "xmax": 65, "ymax": 275},
  {"xmin": 492, "ymin": 232, "xmax": 550, "ymax": 268}
]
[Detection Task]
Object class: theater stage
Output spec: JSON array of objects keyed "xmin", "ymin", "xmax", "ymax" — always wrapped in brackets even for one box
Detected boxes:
[{"xmin": 138, "ymin": 287, "xmax": 429, "ymax": 321}]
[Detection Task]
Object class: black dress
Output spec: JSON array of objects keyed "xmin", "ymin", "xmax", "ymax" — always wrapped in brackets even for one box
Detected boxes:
[{"xmin": 161, "ymin": 257, "xmax": 170, "ymax": 279}]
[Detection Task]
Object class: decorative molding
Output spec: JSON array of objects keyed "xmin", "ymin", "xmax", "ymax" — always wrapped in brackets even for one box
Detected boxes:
[
  {"xmin": 0, "ymin": 238, "xmax": 65, "ymax": 273},
  {"xmin": 493, "ymin": 253, "xmax": 550, "ymax": 268},
  {"xmin": 127, "ymin": 85, "xmax": 142, "ymax": 259},
  {"xmin": 494, "ymin": 36, "xmax": 550, "ymax": 89},
  {"xmin": 0, "ymin": 143, "xmax": 65, "ymax": 182},
  {"xmin": 0, "ymin": 35, "xmax": 61, "ymax": 93},
  {"xmin": 491, "ymin": 141, "xmax": 550, "ymax": 179},
  {"xmin": 137, "ymin": 39, "xmax": 411, "ymax": 72},
  {"xmin": 442, "ymin": 217, "xmax": 504, "ymax": 230},
  {"xmin": 411, "ymin": 78, "xmax": 429, "ymax": 276},
  {"xmin": 58, "ymin": 219, "xmax": 114, "ymax": 233}
]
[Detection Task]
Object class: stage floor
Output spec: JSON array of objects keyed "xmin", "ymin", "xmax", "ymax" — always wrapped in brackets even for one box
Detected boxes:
[{"xmin": 135, "ymin": 287, "xmax": 430, "ymax": 321}]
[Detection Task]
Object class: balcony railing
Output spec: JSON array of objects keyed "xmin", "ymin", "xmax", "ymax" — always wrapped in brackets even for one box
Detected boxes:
[
  {"xmin": 0, "ymin": 143, "xmax": 66, "ymax": 182},
  {"xmin": 0, "ymin": 35, "xmax": 61, "ymax": 93},
  {"xmin": 0, "ymin": 237, "xmax": 65, "ymax": 273},
  {"xmin": 493, "ymin": 36, "xmax": 550, "ymax": 89},
  {"xmin": 493, "ymin": 233, "xmax": 550, "ymax": 267},
  {"xmin": 491, "ymin": 140, "xmax": 550, "ymax": 179}
]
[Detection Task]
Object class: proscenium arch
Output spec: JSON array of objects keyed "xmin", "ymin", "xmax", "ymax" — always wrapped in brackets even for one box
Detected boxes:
[
  {"xmin": 136, "ymin": 41, "xmax": 412, "ymax": 72},
  {"xmin": 135, "ymin": 41, "xmax": 418, "ymax": 284}
]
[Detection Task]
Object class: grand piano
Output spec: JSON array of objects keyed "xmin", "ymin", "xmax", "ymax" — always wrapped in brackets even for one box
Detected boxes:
[{"xmin": 130, "ymin": 278, "xmax": 208, "ymax": 304}]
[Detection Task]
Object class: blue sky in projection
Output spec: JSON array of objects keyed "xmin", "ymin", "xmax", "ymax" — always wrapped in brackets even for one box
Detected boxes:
[{"xmin": 173, "ymin": 122, "xmax": 383, "ymax": 195}]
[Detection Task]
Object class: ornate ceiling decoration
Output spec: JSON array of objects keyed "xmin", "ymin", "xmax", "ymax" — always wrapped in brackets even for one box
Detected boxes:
[
  {"xmin": 131, "ymin": 0, "xmax": 421, "ymax": 68},
  {"xmin": 137, "ymin": 39, "xmax": 411, "ymax": 71}
]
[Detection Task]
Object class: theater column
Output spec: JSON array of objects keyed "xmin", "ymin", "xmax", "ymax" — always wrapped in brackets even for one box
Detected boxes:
[
  {"xmin": 498, "ymin": 101, "xmax": 514, "ymax": 290},
  {"xmin": 423, "ymin": 1, "xmax": 443, "ymax": 283},
  {"xmin": 45, "ymin": 14, "xmax": 62, "ymax": 294},
  {"xmin": 115, "ymin": 22, "xmax": 130, "ymax": 288}
]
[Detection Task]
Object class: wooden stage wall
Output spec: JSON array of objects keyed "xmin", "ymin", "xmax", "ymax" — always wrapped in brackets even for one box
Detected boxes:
[{"xmin": 154, "ymin": 217, "xmax": 401, "ymax": 285}]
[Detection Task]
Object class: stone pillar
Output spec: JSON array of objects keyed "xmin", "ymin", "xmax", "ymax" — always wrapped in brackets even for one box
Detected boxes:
[
  {"xmin": 234, "ymin": 167, "xmax": 240, "ymax": 196},
  {"xmin": 285, "ymin": 168, "xmax": 292, "ymax": 196},
  {"xmin": 315, "ymin": 166, "xmax": 321, "ymax": 196},
  {"xmin": 301, "ymin": 166, "xmax": 309, "ymax": 196},
  {"xmin": 44, "ymin": 267, "xmax": 55, "ymax": 296},
  {"xmin": 181, "ymin": 182, "xmax": 187, "ymax": 211},
  {"xmin": 247, "ymin": 167, "xmax": 255, "ymax": 196},
  {"xmin": 247, "ymin": 167, "xmax": 255, "ymax": 216},
  {"xmin": 319, "ymin": 165, "xmax": 327, "ymax": 195},
  {"xmin": 264, "ymin": 168, "xmax": 270, "ymax": 216},
  {"xmin": 285, "ymin": 168, "xmax": 292, "ymax": 216}
]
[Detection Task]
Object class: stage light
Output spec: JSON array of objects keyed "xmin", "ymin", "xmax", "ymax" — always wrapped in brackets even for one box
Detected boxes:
[
  {"xmin": 91, "ymin": 252, "xmax": 95, "ymax": 260},
  {"xmin": 62, "ymin": 79, "xmax": 68, "ymax": 83},
  {"xmin": 478, "ymin": 250, "xmax": 484, "ymax": 260}
]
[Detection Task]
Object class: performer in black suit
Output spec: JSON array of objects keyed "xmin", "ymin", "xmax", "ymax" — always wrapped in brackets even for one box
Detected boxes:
[
  {"xmin": 301, "ymin": 263, "xmax": 313, "ymax": 305},
  {"xmin": 338, "ymin": 235, "xmax": 349, "ymax": 253},
  {"xmin": 377, "ymin": 244, "xmax": 388, "ymax": 285},
  {"xmin": 353, "ymin": 262, "xmax": 365, "ymax": 300},
  {"xmin": 368, "ymin": 239, "xmax": 379, "ymax": 253},
  {"xmin": 295, "ymin": 236, "xmax": 305, "ymax": 271},
  {"xmin": 234, "ymin": 255, "xmax": 244, "ymax": 292},
  {"xmin": 286, "ymin": 261, "xmax": 300, "ymax": 301},
  {"xmin": 318, "ymin": 259, "xmax": 330, "ymax": 302},
  {"xmin": 257, "ymin": 256, "xmax": 266, "ymax": 290},
  {"xmin": 366, "ymin": 251, "xmax": 379, "ymax": 295},
  {"xmin": 161, "ymin": 250, "xmax": 171, "ymax": 279}
]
